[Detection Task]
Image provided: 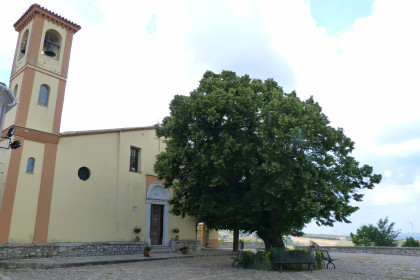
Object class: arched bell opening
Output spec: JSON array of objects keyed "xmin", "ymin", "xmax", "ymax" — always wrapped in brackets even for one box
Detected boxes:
[
  {"xmin": 42, "ymin": 29, "xmax": 62, "ymax": 59},
  {"xmin": 18, "ymin": 29, "xmax": 29, "ymax": 60}
]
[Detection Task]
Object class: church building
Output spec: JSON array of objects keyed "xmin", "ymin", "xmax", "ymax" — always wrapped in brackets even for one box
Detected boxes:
[{"xmin": 0, "ymin": 4, "xmax": 218, "ymax": 249}]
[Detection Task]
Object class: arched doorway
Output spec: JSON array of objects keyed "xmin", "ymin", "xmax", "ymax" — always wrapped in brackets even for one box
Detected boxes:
[{"xmin": 145, "ymin": 183, "xmax": 169, "ymax": 245}]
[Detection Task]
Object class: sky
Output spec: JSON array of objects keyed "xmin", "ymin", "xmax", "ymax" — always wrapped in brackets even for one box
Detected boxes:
[{"xmin": 1, "ymin": 0, "xmax": 420, "ymax": 237}]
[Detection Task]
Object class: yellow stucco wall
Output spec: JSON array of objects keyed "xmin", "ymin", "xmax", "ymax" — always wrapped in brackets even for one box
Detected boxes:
[
  {"xmin": 209, "ymin": 229, "xmax": 219, "ymax": 240},
  {"xmin": 169, "ymin": 209, "xmax": 197, "ymax": 240},
  {"xmin": 48, "ymin": 129, "xmax": 196, "ymax": 243},
  {"xmin": 0, "ymin": 148, "xmax": 12, "ymax": 210},
  {"xmin": 9, "ymin": 140, "xmax": 45, "ymax": 243},
  {"xmin": 25, "ymin": 71, "xmax": 59, "ymax": 133},
  {"xmin": 48, "ymin": 133, "xmax": 119, "ymax": 242}
]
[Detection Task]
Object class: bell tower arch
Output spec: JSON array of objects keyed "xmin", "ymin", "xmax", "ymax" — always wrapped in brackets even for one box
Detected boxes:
[{"xmin": 0, "ymin": 4, "xmax": 80, "ymax": 244}]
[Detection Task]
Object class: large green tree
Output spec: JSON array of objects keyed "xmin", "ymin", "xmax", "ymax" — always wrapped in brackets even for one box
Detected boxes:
[
  {"xmin": 154, "ymin": 70, "xmax": 381, "ymax": 249},
  {"xmin": 350, "ymin": 217, "xmax": 401, "ymax": 247}
]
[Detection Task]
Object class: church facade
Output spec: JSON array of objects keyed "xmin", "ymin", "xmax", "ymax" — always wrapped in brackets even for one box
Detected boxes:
[{"xmin": 0, "ymin": 4, "xmax": 218, "ymax": 248}]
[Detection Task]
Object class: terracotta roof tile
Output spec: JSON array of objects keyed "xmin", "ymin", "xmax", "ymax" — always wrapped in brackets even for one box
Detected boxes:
[
  {"xmin": 14, "ymin": 3, "xmax": 81, "ymax": 33},
  {"xmin": 60, "ymin": 126, "xmax": 155, "ymax": 137}
]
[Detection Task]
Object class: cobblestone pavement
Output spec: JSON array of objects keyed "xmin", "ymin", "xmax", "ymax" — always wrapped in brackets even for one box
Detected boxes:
[{"xmin": 0, "ymin": 253, "xmax": 419, "ymax": 280}]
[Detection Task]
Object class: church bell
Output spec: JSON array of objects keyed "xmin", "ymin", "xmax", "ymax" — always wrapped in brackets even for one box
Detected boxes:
[{"xmin": 44, "ymin": 42, "xmax": 56, "ymax": 57}]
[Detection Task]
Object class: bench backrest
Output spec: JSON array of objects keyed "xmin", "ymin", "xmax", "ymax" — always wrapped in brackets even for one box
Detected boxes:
[
  {"xmin": 320, "ymin": 250, "xmax": 331, "ymax": 260},
  {"xmin": 273, "ymin": 251, "xmax": 315, "ymax": 264}
]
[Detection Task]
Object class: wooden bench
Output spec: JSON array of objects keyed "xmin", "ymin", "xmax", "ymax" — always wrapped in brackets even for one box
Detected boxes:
[
  {"xmin": 320, "ymin": 249, "xmax": 337, "ymax": 269},
  {"xmin": 273, "ymin": 251, "xmax": 315, "ymax": 272}
]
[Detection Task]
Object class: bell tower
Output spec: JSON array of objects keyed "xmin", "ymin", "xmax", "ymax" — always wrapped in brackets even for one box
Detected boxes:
[
  {"xmin": 0, "ymin": 4, "xmax": 80, "ymax": 244},
  {"xmin": 3, "ymin": 4, "xmax": 81, "ymax": 133}
]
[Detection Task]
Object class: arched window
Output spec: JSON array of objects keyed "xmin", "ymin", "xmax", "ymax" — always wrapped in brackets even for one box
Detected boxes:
[
  {"xmin": 13, "ymin": 84, "xmax": 18, "ymax": 98},
  {"xmin": 38, "ymin": 85, "xmax": 49, "ymax": 106},
  {"xmin": 26, "ymin": 158, "xmax": 35, "ymax": 173}
]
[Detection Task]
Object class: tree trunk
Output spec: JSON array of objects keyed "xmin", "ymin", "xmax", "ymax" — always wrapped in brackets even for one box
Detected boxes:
[
  {"xmin": 233, "ymin": 229, "xmax": 239, "ymax": 252},
  {"xmin": 263, "ymin": 233, "xmax": 285, "ymax": 251}
]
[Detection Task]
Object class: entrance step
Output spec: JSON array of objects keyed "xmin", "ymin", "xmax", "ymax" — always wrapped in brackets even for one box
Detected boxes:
[{"xmin": 150, "ymin": 245, "xmax": 171, "ymax": 253}]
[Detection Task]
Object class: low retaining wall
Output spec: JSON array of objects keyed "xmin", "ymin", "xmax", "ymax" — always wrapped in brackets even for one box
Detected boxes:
[
  {"xmin": 0, "ymin": 242, "xmax": 145, "ymax": 260},
  {"xmin": 219, "ymin": 242, "xmax": 420, "ymax": 256},
  {"xmin": 170, "ymin": 240, "xmax": 201, "ymax": 252},
  {"xmin": 296, "ymin": 246, "xmax": 420, "ymax": 256},
  {"xmin": 218, "ymin": 242, "xmax": 264, "ymax": 250}
]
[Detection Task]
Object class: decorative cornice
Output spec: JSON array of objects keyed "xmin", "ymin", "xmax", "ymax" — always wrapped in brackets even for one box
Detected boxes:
[{"xmin": 14, "ymin": 4, "xmax": 81, "ymax": 33}]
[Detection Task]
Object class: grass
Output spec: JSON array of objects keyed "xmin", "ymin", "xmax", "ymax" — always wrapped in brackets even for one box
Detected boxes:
[
  {"xmin": 303, "ymin": 234, "xmax": 340, "ymax": 240},
  {"xmin": 337, "ymin": 239, "xmax": 354, "ymax": 246}
]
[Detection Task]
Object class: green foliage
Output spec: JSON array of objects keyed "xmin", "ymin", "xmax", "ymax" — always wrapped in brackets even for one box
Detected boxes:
[
  {"xmin": 242, "ymin": 247, "xmax": 322, "ymax": 272},
  {"xmin": 143, "ymin": 246, "xmax": 151, "ymax": 252},
  {"xmin": 401, "ymin": 237, "xmax": 420, "ymax": 247},
  {"xmin": 219, "ymin": 239, "xmax": 224, "ymax": 242},
  {"xmin": 154, "ymin": 70, "xmax": 382, "ymax": 248},
  {"xmin": 179, "ymin": 246, "xmax": 189, "ymax": 252},
  {"xmin": 242, "ymin": 251, "xmax": 254, "ymax": 268},
  {"xmin": 315, "ymin": 251, "xmax": 323, "ymax": 269},
  {"xmin": 133, "ymin": 226, "xmax": 141, "ymax": 234},
  {"xmin": 350, "ymin": 217, "xmax": 400, "ymax": 247}
]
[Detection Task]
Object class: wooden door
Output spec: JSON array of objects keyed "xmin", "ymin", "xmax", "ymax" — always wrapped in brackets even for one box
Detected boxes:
[{"xmin": 150, "ymin": 204, "xmax": 163, "ymax": 245}]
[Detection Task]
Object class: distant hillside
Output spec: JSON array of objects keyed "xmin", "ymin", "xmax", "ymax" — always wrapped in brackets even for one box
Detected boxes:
[
  {"xmin": 218, "ymin": 231, "xmax": 354, "ymax": 246},
  {"xmin": 397, "ymin": 233, "xmax": 420, "ymax": 240}
]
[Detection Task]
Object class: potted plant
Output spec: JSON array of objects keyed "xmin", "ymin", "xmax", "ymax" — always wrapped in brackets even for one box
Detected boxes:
[
  {"xmin": 179, "ymin": 246, "xmax": 189, "ymax": 255},
  {"xmin": 134, "ymin": 226, "xmax": 141, "ymax": 242},
  {"xmin": 172, "ymin": 228, "xmax": 180, "ymax": 241},
  {"xmin": 143, "ymin": 245, "xmax": 151, "ymax": 257}
]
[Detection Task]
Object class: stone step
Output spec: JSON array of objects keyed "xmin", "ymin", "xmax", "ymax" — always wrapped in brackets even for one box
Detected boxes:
[{"xmin": 149, "ymin": 246, "xmax": 171, "ymax": 253}]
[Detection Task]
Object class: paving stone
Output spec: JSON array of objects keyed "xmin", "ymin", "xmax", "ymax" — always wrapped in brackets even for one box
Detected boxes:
[{"xmin": 0, "ymin": 252, "xmax": 419, "ymax": 279}]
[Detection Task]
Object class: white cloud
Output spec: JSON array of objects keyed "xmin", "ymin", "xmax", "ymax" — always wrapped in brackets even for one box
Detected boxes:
[
  {"xmin": 373, "ymin": 139, "xmax": 420, "ymax": 156},
  {"xmin": 364, "ymin": 174, "xmax": 420, "ymax": 206}
]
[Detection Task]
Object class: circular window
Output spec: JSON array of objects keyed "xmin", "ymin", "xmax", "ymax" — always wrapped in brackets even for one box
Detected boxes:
[{"xmin": 78, "ymin": 167, "xmax": 90, "ymax": 181}]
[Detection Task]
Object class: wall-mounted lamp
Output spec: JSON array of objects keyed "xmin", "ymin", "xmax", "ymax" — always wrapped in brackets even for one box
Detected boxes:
[{"xmin": 1, "ymin": 127, "xmax": 21, "ymax": 150}]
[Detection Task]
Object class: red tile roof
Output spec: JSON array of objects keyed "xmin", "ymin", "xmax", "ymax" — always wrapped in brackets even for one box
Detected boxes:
[
  {"xmin": 60, "ymin": 126, "xmax": 155, "ymax": 137},
  {"xmin": 14, "ymin": 3, "xmax": 81, "ymax": 33}
]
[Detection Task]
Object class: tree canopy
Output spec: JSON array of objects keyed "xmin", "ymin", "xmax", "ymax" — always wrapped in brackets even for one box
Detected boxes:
[
  {"xmin": 401, "ymin": 237, "xmax": 420, "ymax": 247},
  {"xmin": 350, "ymin": 217, "xmax": 400, "ymax": 247},
  {"xmin": 154, "ymin": 70, "xmax": 382, "ymax": 249}
]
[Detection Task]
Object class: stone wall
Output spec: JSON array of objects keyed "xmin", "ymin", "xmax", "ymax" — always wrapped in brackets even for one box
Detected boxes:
[
  {"xmin": 219, "ymin": 242, "xmax": 420, "ymax": 256},
  {"xmin": 0, "ymin": 242, "xmax": 145, "ymax": 260},
  {"xmin": 295, "ymin": 246, "xmax": 420, "ymax": 256},
  {"xmin": 218, "ymin": 242, "xmax": 264, "ymax": 250},
  {"xmin": 170, "ymin": 240, "xmax": 201, "ymax": 253}
]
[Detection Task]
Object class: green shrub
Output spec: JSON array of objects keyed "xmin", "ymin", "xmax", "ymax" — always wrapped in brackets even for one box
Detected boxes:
[
  {"xmin": 402, "ymin": 237, "xmax": 420, "ymax": 247},
  {"xmin": 219, "ymin": 239, "xmax": 224, "ymax": 242},
  {"xmin": 241, "ymin": 247, "xmax": 322, "ymax": 272},
  {"xmin": 315, "ymin": 251, "xmax": 323, "ymax": 269},
  {"xmin": 242, "ymin": 251, "xmax": 254, "ymax": 268},
  {"xmin": 254, "ymin": 250, "xmax": 271, "ymax": 270}
]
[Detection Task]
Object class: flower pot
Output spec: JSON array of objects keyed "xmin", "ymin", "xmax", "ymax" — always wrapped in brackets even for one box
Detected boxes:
[
  {"xmin": 135, "ymin": 236, "xmax": 140, "ymax": 242},
  {"xmin": 143, "ymin": 251, "xmax": 151, "ymax": 257},
  {"xmin": 182, "ymin": 250, "xmax": 189, "ymax": 255},
  {"xmin": 175, "ymin": 235, "xmax": 179, "ymax": 241}
]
